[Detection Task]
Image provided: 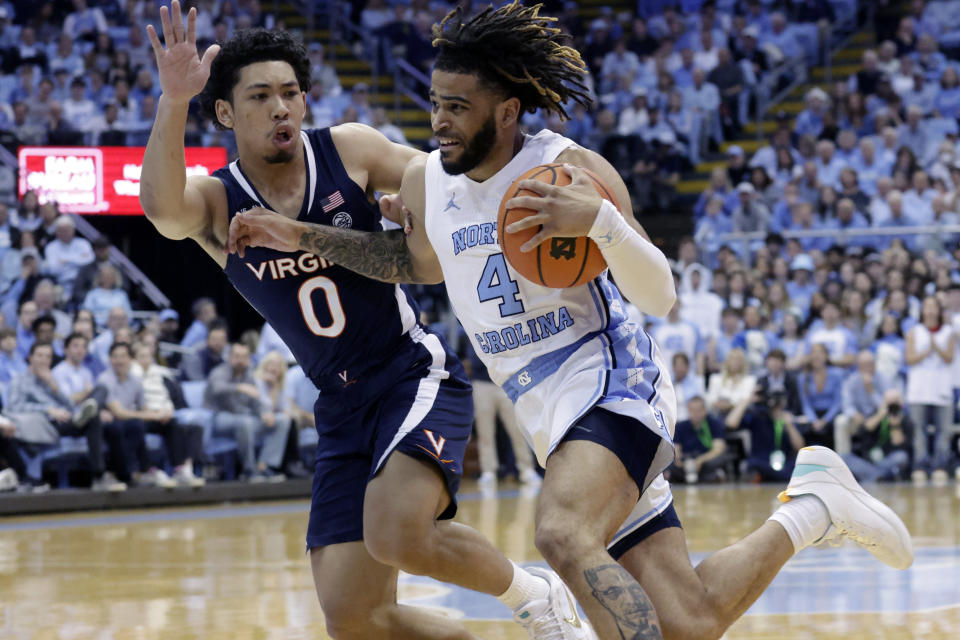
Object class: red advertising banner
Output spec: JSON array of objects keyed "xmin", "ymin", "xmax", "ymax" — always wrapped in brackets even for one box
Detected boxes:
[{"xmin": 18, "ymin": 146, "xmax": 228, "ymax": 215}]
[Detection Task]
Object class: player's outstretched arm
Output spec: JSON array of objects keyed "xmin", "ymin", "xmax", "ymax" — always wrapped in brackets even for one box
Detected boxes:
[
  {"xmin": 504, "ymin": 147, "xmax": 676, "ymax": 317},
  {"xmin": 228, "ymin": 157, "xmax": 443, "ymax": 284},
  {"xmin": 140, "ymin": 0, "xmax": 223, "ymax": 242}
]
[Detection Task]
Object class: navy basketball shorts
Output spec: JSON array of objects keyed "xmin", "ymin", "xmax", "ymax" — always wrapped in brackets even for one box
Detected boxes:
[
  {"xmin": 306, "ymin": 334, "xmax": 473, "ymax": 550},
  {"xmin": 560, "ymin": 405, "xmax": 682, "ymax": 559}
]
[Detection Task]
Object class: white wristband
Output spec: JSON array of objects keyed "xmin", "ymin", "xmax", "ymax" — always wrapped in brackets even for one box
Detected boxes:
[{"xmin": 587, "ymin": 199, "xmax": 631, "ymax": 250}]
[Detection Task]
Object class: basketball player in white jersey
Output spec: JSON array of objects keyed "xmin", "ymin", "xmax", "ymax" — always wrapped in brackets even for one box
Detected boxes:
[{"xmin": 228, "ymin": 3, "xmax": 913, "ymax": 638}]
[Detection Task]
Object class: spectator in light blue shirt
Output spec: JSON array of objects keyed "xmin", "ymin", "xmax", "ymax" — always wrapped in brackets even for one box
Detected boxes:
[
  {"xmin": 672, "ymin": 48, "xmax": 697, "ymax": 89},
  {"xmin": 693, "ymin": 167, "xmax": 732, "ymax": 219},
  {"xmin": 794, "ymin": 87, "xmax": 829, "ymax": 138},
  {"xmin": 0, "ymin": 326, "xmax": 25, "ymax": 386},
  {"xmin": 682, "ymin": 68, "xmax": 722, "ymax": 146},
  {"xmin": 814, "ymin": 139, "xmax": 847, "ymax": 189},
  {"xmin": 600, "ymin": 38, "xmax": 641, "ymax": 93},
  {"xmin": 762, "ymin": 12, "xmax": 801, "ymax": 61},
  {"xmin": 82, "ymin": 264, "xmax": 133, "ymax": 328},
  {"xmin": 783, "ymin": 201, "xmax": 830, "ymax": 253},
  {"xmin": 933, "ymin": 67, "xmax": 960, "ymax": 118},
  {"xmin": 180, "ymin": 297, "xmax": 217, "ymax": 350},
  {"xmin": 898, "ymin": 106, "xmax": 931, "ymax": 164},
  {"xmin": 786, "ymin": 254, "xmax": 818, "ymax": 315},
  {"xmin": 874, "ymin": 190, "xmax": 919, "ymax": 251},
  {"xmin": 799, "ymin": 343, "xmax": 846, "ymax": 448},
  {"xmin": 694, "ymin": 195, "xmax": 734, "ymax": 265},
  {"xmin": 900, "ymin": 70, "xmax": 938, "ymax": 115},
  {"xmin": 827, "ymin": 198, "xmax": 871, "ymax": 246},
  {"xmin": 849, "ymin": 138, "xmax": 889, "ymax": 197},
  {"xmin": 913, "ymin": 34, "xmax": 947, "ymax": 79}
]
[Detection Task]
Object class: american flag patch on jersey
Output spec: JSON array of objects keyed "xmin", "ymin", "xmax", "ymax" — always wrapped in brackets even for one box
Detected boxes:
[{"xmin": 321, "ymin": 190, "xmax": 345, "ymax": 213}]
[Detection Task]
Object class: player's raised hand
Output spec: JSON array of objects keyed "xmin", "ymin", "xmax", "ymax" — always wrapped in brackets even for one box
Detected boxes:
[
  {"xmin": 228, "ymin": 207, "xmax": 302, "ymax": 258},
  {"xmin": 504, "ymin": 163, "xmax": 603, "ymax": 252},
  {"xmin": 146, "ymin": 0, "xmax": 220, "ymax": 105}
]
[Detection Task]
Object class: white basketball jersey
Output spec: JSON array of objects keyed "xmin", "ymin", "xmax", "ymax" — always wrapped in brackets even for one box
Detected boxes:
[
  {"xmin": 424, "ymin": 129, "xmax": 675, "ymax": 455},
  {"xmin": 424, "ymin": 130, "xmax": 677, "ymax": 549}
]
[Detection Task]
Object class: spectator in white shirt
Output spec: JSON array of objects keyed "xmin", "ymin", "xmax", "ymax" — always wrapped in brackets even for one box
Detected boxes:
[
  {"xmin": 62, "ymin": 0, "xmax": 107, "ymax": 42},
  {"xmin": 693, "ymin": 30, "xmax": 720, "ymax": 72},
  {"xmin": 62, "ymin": 77, "xmax": 97, "ymax": 132},
  {"xmin": 43, "ymin": 215, "xmax": 92, "ymax": 298}
]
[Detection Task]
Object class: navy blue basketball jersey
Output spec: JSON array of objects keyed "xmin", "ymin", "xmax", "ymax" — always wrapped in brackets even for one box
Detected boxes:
[{"xmin": 216, "ymin": 128, "xmax": 421, "ymax": 386}]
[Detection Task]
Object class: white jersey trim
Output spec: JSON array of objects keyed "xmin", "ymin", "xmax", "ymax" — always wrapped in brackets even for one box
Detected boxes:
[
  {"xmin": 374, "ymin": 332, "xmax": 449, "ymax": 472},
  {"xmin": 226, "ymin": 133, "xmax": 317, "ymax": 212}
]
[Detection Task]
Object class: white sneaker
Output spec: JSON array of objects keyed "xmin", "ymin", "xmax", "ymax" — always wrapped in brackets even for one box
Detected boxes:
[
  {"xmin": 911, "ymin": 469, "xmax": 928, "ymax": 486},
  {"xmin": 71, "ymin": 398, "xmax": 99, "ymax": 429},
  {"xmin": 931, "ymin": 469, "xmax": 949, "ymax": 487},
  {"xmin": 519, "ymin": 468, "xmax": 542, "ymax": 487},
  {"xmin": 0, "ymin": 468, "xmax": 18, "ymax": 492},
  {"xmin": 91, "ymin": 472, "xmax": 127, "ymax": 492},
  {"xmin": 173, "ymin": 463, "xmax": 206, "ymax": 488},
  {"xmin": 140, "ymin": 468, "xmax": 177, "ymax": 489},
  {"xmin": 477, "ymin": 471, "xmax": 497, "ymax": 488},
  {"xmin": 779, "ymin": 446, "xmax": 914, "ymax": 570},
  {"xmin": 513, "ymin": 567, "xmax": 597, "ymax": 639}
]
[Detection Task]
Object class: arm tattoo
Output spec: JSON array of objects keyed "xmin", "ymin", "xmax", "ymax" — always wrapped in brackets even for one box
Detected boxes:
[
  {"xmin": 584, "ymin": 564, "xmax": 662, "ymax": 640},
  {"xmin": 298, "ymin": 223, "xmax": 419, "ymax": 284}
]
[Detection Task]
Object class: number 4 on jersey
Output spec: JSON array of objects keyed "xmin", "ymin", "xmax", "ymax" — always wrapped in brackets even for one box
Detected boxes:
[{"xmin": 477, "ymin": 253, "xmax": 525, "ymax": 317}]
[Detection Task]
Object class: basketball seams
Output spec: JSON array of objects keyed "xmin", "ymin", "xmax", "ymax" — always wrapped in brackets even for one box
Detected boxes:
[{"xmin": 499, "ymin": 162, "xmax": 609, "ymax": 288}]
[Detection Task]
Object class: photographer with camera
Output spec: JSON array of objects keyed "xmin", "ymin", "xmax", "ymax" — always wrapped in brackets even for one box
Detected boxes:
[
  {"xmin": 726, "ymin": 382, "xmax": 806, "ymax": 482},
  {"xmin": 671, "ymin": 396, "xmax": 731, "ymax": 483},
  {"xmin": 835, "ymin": 351, "xmax": 899, "ymax": 456},
  {"xmin": 841, "ymin": 389, "xmax": 912, "ymax": 483}
]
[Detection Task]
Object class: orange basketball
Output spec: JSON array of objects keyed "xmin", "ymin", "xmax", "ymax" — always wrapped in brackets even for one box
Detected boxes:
[{"xmin": 498, "ymin": 163, "xmax": 617, "ymax": 288}]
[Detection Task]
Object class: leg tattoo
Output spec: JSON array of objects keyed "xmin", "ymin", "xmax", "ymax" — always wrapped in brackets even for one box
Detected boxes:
[{"xmin": 584, "ymin": 564, "xmax": 662, "ymax": 640}]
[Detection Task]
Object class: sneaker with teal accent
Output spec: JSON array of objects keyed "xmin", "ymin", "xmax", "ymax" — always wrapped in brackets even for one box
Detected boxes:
[
  {"xmin": 779, "ymin": 446, "xmax": 914, "ymax": 570},
  {"xmin": 512, "ymin": 567, "xmax": 597, "ymax": 639}
]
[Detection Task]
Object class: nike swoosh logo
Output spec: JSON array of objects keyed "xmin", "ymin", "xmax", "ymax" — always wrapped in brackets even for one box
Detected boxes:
[{"xmin": 563, "ymin": 588, "xmax": 583, "ymax": 629}]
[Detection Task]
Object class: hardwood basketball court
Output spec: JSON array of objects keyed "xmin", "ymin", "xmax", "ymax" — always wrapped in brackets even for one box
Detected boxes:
[{"xmin": 0, "ymin": 483, "xmax": 957, "ymax": 638}]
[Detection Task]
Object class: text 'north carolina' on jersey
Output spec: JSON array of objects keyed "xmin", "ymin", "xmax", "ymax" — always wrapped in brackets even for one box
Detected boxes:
[
  {"xmin": 423, "ymin": 129, "xmax": 676, "ymax": 464},
  {"xmin": 217, "ymin": 128, "xmax": 419, "ymax": 386}
]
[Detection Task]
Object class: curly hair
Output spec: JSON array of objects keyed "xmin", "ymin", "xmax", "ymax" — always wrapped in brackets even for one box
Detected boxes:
[
  {"xmin": 432, "ymin": 1, "xmax": 591, "ymax": 120},
  {"xmin": 199, "ymin": 29, "xmax": 311, "ymax": 130}
]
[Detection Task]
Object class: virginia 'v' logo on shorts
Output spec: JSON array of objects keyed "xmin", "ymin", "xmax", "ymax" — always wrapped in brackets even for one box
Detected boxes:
[{"xmin": 417, "ymin": 429, "xmax": 455, "ymax": 464}]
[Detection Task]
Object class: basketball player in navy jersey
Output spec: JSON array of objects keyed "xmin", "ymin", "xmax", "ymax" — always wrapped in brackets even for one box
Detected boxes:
[
  {"xmin": 228, "ymin": 3, "xmax": 914, "ymax": 639},
  {"xmin": 140, "ymin": 3, "xmax": 594, "ymax": 639}
]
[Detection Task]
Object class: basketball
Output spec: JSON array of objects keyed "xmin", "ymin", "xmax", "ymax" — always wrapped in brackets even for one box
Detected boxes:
[{"xmin": 497, "ymin": 163, "xmax": 619, "ymax": 288}]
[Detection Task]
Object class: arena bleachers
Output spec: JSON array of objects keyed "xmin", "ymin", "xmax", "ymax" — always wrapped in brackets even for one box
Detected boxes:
[{"xmin": 0, "ymin": 0, "xmax": 958, "ymax": 497}]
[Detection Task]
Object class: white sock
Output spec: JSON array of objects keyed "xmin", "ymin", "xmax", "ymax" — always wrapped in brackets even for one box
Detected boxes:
[
  {"xmin": 768, "ymin": 495, "xmax": 832, "ymax": 553},
  {"xmin": 497, "ymin": 562, "xmax": 550, "ymax": 610}
]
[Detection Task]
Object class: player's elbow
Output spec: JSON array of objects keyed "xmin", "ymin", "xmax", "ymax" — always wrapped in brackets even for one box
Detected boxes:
[{"xmin": 642, "ymin": 278, "xmax": 676, "ymax": 318}]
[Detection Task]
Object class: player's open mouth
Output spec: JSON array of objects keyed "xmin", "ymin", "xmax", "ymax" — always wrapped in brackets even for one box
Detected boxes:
[
  {"xmin": 273, "ymin": 126, "xmax": 295, "ymax": 148},
  {"xmin": 438, "ymin": 136, "xmax": 460, "ymax": 152}
]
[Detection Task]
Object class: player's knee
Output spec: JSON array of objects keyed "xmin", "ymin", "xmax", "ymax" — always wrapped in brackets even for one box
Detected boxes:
[
  {"xmin": 363, "ymin": 519, "xmax": 433, "ymax": 574},
  {"xmin": 534, "ymin": 514, "xmax": 597, "ymax": 573}
]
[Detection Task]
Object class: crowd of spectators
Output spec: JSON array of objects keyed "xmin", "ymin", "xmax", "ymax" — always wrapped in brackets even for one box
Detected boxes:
[
  {"xmin": 0, "ymin": 286, "xmax": 320, "ymax": 492},
  {"xmin": 355, "ymin": 0, "xmax": 855, "ymax": 213},
  {"xmin": 6, "ymin": 0, "xmax": 960, "ymax": 495}
]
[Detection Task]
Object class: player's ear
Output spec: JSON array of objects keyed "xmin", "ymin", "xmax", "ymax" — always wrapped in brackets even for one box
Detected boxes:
[
  {"xmin": 498, "ymin": 96, "xmax": 521, "ymax": 129},
  {"xmin": 215, "ymin": 98, "xmax": 235, "ymax": 129}
]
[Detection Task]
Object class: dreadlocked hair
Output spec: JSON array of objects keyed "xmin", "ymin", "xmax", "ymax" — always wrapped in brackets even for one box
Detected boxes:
[{"xmin": 431, "ymin": 1, "xmax": 591, "ymax": 120}]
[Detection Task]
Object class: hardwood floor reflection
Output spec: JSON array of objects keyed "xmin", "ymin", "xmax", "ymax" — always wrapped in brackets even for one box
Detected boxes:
[{"xmin": 0, "ymin": 483, "xmax": 957, "ymax": 639}]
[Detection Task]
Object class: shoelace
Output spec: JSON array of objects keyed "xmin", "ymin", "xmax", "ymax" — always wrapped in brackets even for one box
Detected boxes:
[{"xmin": 525, "ymin": 612, "xmax": 566, "ymax": 640}]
